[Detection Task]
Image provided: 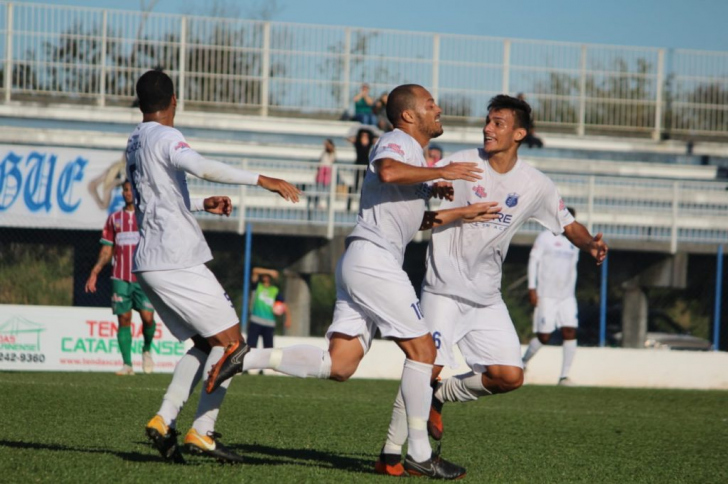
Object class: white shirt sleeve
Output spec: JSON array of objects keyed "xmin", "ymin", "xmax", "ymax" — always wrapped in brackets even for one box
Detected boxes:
[
  {"xmin": 189, "ymin": 197, "xmax": 206, "ymax": 212},
  {"xmin": 530, "ymin": 178, "xmax": 575, "ymax": 235},
  {"xmin": 167, "ymin": 137, "xmax": 259, "ymax": 186},
  {"xmin": 370, "ymin": 132, "xmax": 411, "ymax": 165},
  {"xmin": 528, "ymin": 232, "xmax": 546, "ymax": 289}
]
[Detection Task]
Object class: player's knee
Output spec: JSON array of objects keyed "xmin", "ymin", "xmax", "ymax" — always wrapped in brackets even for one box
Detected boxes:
[
  {"xmin": 562, "ymin": 327, "xmax": 577, "ymax": 340},
  {"xmin": 329, "ymin": 365, "xmax": 355, "ymax": 382},
  {"xmin": 191, "ymin": 335, "xmax": 212, "ymax": 355},
  {"xmin": 487, "ymin": 369, "xmax": 524, "ymax": 394},
  {"xmin": 401, "ymin": 335, "xmax": 437, "ymax": 365},
  {"xmin": 537, "ymin": 333, "xmax": 551, "ymax": 344}
]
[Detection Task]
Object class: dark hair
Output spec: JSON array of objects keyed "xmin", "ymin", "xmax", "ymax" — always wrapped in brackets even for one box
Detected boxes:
[
  {"xmin": 487, "ymin": 94, "xmax": 533, "ymax": 133},
  {"xmin": 428, "ymin": 143, "xmax": 443, "ymax": 154},
  {"xmin": 136, "ymin": 70, "xmax": 174, "ymax": 114},
  {"xmin": 386, "ymin": 84, "xmax": 422, "ymax": 125},
  {"xmin": 567, "ymin": 206, "xmax": 576, "ymax": 218}
]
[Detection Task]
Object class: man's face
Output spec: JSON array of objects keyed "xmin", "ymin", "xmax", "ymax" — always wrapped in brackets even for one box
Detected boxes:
[
  {"xmin": 122, "ymin": 182, "xmax": 134, "ymax": 205},
  {"xmin": 428, "ymin": 148, "xmax": 443, "ymax": 163},
  {"xmin": 412, "ymin": 87, "xmax": 443, "ymax": 139},
  {"xmin": 483, "ymin": 108, "xmax": 525, "ymax": 155},
  {"xmin": 261, "ymin": 274, "xmax": 271, "ymax": 285}
]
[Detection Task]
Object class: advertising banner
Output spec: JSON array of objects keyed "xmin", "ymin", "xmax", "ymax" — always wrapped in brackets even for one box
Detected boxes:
[
  {"xmin": 0, "ymin": 304, "xmax": 188, "ymax": 373},
  {"xmin": 0, "ymin": 144, "xmax": 128, "ymax": 230}
]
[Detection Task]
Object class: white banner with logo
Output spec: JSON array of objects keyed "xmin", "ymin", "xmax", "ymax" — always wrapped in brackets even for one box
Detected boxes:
[
  {"xmin": 0, "ymin": 304, "xmax": 189, "ymax": 373},
  {"xmin": 0, "ymin": 144, "xmax": 128, "ymax": 230}
]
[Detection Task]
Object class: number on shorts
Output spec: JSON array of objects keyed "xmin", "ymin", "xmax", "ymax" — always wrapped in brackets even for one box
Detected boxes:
[
  {"xmin": 224, "ymin": 292, "xmax": 234, "ymax": 308},
  {"xmin": 432, "ymin": 331, "xmax": 441, "ymax": 349},
  {"xmin": 410, "ymin": 302, "xmax": 423, "ymax": 320}
]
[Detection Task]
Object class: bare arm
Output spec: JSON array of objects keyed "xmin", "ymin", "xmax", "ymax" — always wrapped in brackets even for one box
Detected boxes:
[
  {"xmin": 85, "ymin": 245, "xmax": 113, "ymax": 293},
  {"xmin": 375, "ymin": 158, "xmax": 482, "ymax": 185},
  {"xmin": 420, "ymin": 202, "xmax": 502, "ymax": 231},
  {"xmin": 562, "ymin": 221, "xmax": 608, "ymax": 265},
  {"xmin": 251, "ymin": 267, "xmax": 279, "ymax": 283}
]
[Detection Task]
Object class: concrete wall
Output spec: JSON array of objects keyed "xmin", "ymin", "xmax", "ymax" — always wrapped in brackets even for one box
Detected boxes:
[{"xmin": 260, "ymin": 336, "xmax": 728, "ymax": 390}]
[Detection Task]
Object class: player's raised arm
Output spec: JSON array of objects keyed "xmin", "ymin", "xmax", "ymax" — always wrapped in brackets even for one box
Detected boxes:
[
  {"xmin": 374, "ymin": 158, "xmax": 482, "ymax": 185},
  {"xmin": 562, "ymin": 221, "xmax": 608, "ymax": 265},
  {"xmin": 169, "ymin": 145, "xmax": 300, "ymax": 203},
  {"xmin": 420, "ymin": 201, "xmax": 502, "ymax": 230}
]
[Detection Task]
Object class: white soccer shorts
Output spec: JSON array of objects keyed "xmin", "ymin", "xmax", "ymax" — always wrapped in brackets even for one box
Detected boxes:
[
  {"xmin": 137, "ymin": 264, "xmax": 240, "ymax": 341},
  {"xmin": 326, "ymin": 240, "xmax": 429, "ymax": 351},
  {"xmin": 422, "ymin": 291, "xmax": 523, "ymax": 371},
  {"xmin": 533, "ymin": 296, "xmax": 578, "ymax": 334}
]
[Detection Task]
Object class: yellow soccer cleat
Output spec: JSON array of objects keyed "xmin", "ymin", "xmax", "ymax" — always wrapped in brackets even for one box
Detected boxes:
[
  {"xmin": 184, "ymin": 429, "xmax": 244, "ymax": 464},
  {"xmin": 145, "ymin": 415, "xmax": 184, "ymax": 464}
]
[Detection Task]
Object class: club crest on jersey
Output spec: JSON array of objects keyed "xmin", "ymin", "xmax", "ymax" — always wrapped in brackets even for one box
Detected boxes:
[
  {"xmin": 174, "ymin": 141, "xmax": 191, "ymax": 151},
  {"xmin": 505, "ymin": 192, "xmax": 519, "ymax": 208},
  {"xmin": 472, "ymin": 185, "xmax": 487, "ymax": 198}
]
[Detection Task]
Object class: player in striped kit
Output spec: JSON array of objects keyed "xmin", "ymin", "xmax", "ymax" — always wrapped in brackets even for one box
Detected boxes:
[
  {"xmin": 522, "ymin": 207, "xmax": 581, "ymax": 385},
  {"xmin": 378, "ymin": 95, "xmax": 608, "ymax": 459},
  {"xmin": 85, "ymin": 180, "xmax": 156, "ymax": 376}
]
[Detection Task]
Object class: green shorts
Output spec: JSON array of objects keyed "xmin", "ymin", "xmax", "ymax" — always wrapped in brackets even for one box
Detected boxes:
[{"xmin": 111, "ymin": 279, "xmax": 154, "ymax": 316}]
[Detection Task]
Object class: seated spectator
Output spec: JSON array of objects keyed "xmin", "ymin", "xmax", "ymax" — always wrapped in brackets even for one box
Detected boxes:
[
  {"xmin": 426, "ymin": 144, "xmax": 443, "ymax": 167},
  {"xmin": 353, "ymin": 83, "xmax": 376, "ymax": 126}
]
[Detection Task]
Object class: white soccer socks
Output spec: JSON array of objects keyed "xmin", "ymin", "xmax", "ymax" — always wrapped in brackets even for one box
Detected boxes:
[
  {"xmin": 192, "ymin": 346, "xmax": 229, "ymax": 436},
  {"xmin": 560, "ymin": 339, "xmax": 577, "ymax": 380},
  {"xmin": 383, "ymin": 387, "xmax": 408, "ymax": 455},
  {"xmin": 157, "ymin": 347, "xmax": 206, "ymax": 428},
  {"xmin": 435, "ymin": 371, "xmax": 492, "ymax": 404},
  {"xmin": 400, "ymin": 359, "xmax": 434, "ymax": 463},
  {"xmin": 522, "ymin": 337, "xmax": 543, "ymax": 365},
  {"xmin": 244, "ymin": 346, "xmax": 332, "ymax": 379}
]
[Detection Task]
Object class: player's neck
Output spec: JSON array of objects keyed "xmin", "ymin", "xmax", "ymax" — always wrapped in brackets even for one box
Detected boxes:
[
  {"xmin": 486, "ymin": 149, "xmax": 519, "ymax": 174},
  {"xmin": 394, "ymin": 125, "xmax": 429, "ymax": 148},
  {"xmin": 124, "ymin": 203, "xmax": 134, "ymax": 212},
  {"xmin": 142, "ymin": 111, "xmax": 174, "ymax": 127}
]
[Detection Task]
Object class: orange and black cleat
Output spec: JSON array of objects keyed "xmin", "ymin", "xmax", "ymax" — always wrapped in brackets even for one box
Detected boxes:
[
  {"xmin": 374, "ymin": 451, "xmax": 409, "ymax": 477},
  {"xmin": 206, "ymin": 341, "xmax": 250, "ymax": 394}
]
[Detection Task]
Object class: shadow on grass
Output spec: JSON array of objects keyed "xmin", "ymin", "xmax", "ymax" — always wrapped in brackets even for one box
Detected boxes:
[{"xmin": 0, "ymin": 439, "xmax": 377, "ymax": 474}]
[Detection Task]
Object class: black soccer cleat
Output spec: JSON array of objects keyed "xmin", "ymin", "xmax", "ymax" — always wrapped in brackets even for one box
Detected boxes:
[
  {"xmin": 205, "ymin": 341, "xmax": 250, "ymax": 394},
  {"xmin": 374, "ymin": 450, "xmax": 409, "ymax": 477},
  {"xmin": 184, "ymin": 429, "xmax": 245, "ymax": 464},
  {"xmin": 404, "ymin": 454, "xmax": 466, "ymax": 480},
  {"xmin": 145, "ymin": 415, "xmax": 185, "ymax": 464}
]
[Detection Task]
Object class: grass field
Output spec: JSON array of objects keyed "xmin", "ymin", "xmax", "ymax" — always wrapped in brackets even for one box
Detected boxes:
[{"xmin": 0, "ymin": 372, "xmax": 726, "ymax": 483}]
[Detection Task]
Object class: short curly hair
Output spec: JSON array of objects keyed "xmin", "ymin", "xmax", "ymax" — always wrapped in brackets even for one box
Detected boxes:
[{"xmin": 487, "ymin": 94, "xmax": 533, "ymax": 133}]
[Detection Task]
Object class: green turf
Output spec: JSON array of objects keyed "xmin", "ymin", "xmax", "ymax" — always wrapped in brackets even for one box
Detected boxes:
[{"xmin": 0, "ymin": 372, "xmax": 725, "ymax": 483}]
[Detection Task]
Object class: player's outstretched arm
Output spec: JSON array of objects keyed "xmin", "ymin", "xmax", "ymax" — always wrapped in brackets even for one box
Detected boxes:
[
  {"xmin": 420, "ymin": 201, "xmax": 502, "ymax": 230},
  {"xmin": 563, "ymin": 221, "xmax": 608, "ymax": 265},
  {"xmin": 375, "ymin": 158, "xmax": 482, "ymax": 185},
  {"xmin": 203, "ymin": 196, "xmax": 233, "ymax": 216},
  {"xmin": 257, "ymin": 175, "xmax": 300, "ymax": 203}
]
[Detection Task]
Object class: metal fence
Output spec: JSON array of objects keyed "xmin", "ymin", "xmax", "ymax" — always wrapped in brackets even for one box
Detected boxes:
[
  {"xmin": 186, "ymin": 159, "xmax": 728, "ymax": 251},
  {"xmin": 2, "ymin": 2, "xmax": 728, "ymax": 138}
]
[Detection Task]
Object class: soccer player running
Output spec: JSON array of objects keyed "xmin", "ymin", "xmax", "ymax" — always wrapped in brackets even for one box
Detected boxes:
[
  {"xmin": 85, "ymin": 180, "xmax": 157, "ymax": 376},
  {"xmin": 522, "ymin": 207, "xmax": 581, "ymax": 385},
  {"xmin": 378, "ymin": 95, "xmax": 608, "ymax": 463},
  {"xmin": 129, "ymin": 70, "xmax": 299, "ymax": 464},
  {"xmin": 208, "ymin": 84, "xmax": 497, "ymax": 479}
]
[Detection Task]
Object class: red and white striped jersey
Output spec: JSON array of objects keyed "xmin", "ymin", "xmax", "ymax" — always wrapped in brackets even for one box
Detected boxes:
[{"xmin": 100, "ymin": 209, "xmax": 140, "ymax": 282}]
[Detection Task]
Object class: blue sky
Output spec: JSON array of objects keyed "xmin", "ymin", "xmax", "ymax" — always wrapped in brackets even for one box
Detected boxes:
[{"xmin": 22, "ymin": 0, "xmax": 728, "ymax": 52}]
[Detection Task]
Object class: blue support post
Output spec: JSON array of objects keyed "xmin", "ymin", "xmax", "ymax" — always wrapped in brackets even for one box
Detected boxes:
[
  {"xmin": 599, "ymin": 254, "xmax": 608, "ymax": 348},
  {"xmin": 241, "ymin": 222, "xmax": 253, "ymax": 333},
  {"xmin": 714, "ymin": 244, "xmax": 723, "ymax": 352}
]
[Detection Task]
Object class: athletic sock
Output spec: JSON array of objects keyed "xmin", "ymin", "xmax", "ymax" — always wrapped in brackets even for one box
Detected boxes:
[
  {"xmin": 401, "ymin": 359, "xmax": 433, "ymax": 463},
  {"xmin": 192, "ymin": 346, "xmax": 229, "ymax": 436},
  {"xmin": 157, "ymin": 347, "xmax": 206, "ymax": 428},
  {"xmin": 142, "ymin": 320, "xmax": 156, "ymax": 352},
  {"xmin": 245, "ymin": 345, "xmax": 331, "ymax": 379},
  {"xmin": 117, "ymin": 325, "xmax": 133, "ymax": 366},
  {"xmin": 522, "ymin": 337, "xmax": 543, "ymax": 364},
  {"xmin": 435, "ymin": 371, "xmax": 492, "ymax": 403},
  {"xmin": 561, "ymin": 339, "xmax": 577, "ymax": 379},
  {"xmin": 382, "ymin": 387, "xmax": 408, "ymax": 455}
]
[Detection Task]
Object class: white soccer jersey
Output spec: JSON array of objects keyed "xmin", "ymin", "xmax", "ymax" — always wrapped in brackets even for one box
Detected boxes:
[
  {"xmin": 423, "ymin": 148, "xmax": 574, "ymax": 306},
  {"xmin": 346, "ymin": 129, "xmax": 431, "ymax": 264},
  {"xmin": 125, "ymin": 122, "xmax": 212, "ymax": 272},
  {"xmin": 528, "ymin": 230, "xmax": 579, "ymax": 300}
]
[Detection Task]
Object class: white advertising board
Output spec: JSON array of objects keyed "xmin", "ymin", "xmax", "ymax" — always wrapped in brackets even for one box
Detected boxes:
[
  {"xmin": 0, "ymin": 144, "xmax": 127, "ymax": 230},
  {"xmin": 0, "ymin": 304, "xmax": 187, "ymax": 373}
]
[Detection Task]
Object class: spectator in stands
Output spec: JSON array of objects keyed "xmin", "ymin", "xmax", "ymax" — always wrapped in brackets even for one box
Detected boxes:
[
  {"xmin": 374, "ymin": 91, "xmax": 392, "ymax": 131},
  {"xmin": 353, "ymin": 83, "xmax": 376, "ymax": 126},
  {"xmin": 426, "ymin": 144, "xmax": 443, "ymax": 167},
  {"xmin": 517, "ymin": 93, "xmax": 544, "ymax": 148},
  {"xmin": 248, "ymin": 267, "xmax": 291, "ymax": 375},
  {"xmin": 310, "ymin": 138, "xmax": 336, "ymax": 211},
  {"xmin": 348, "ymin": 127, "xmax": 378, "ymax": 211}
]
